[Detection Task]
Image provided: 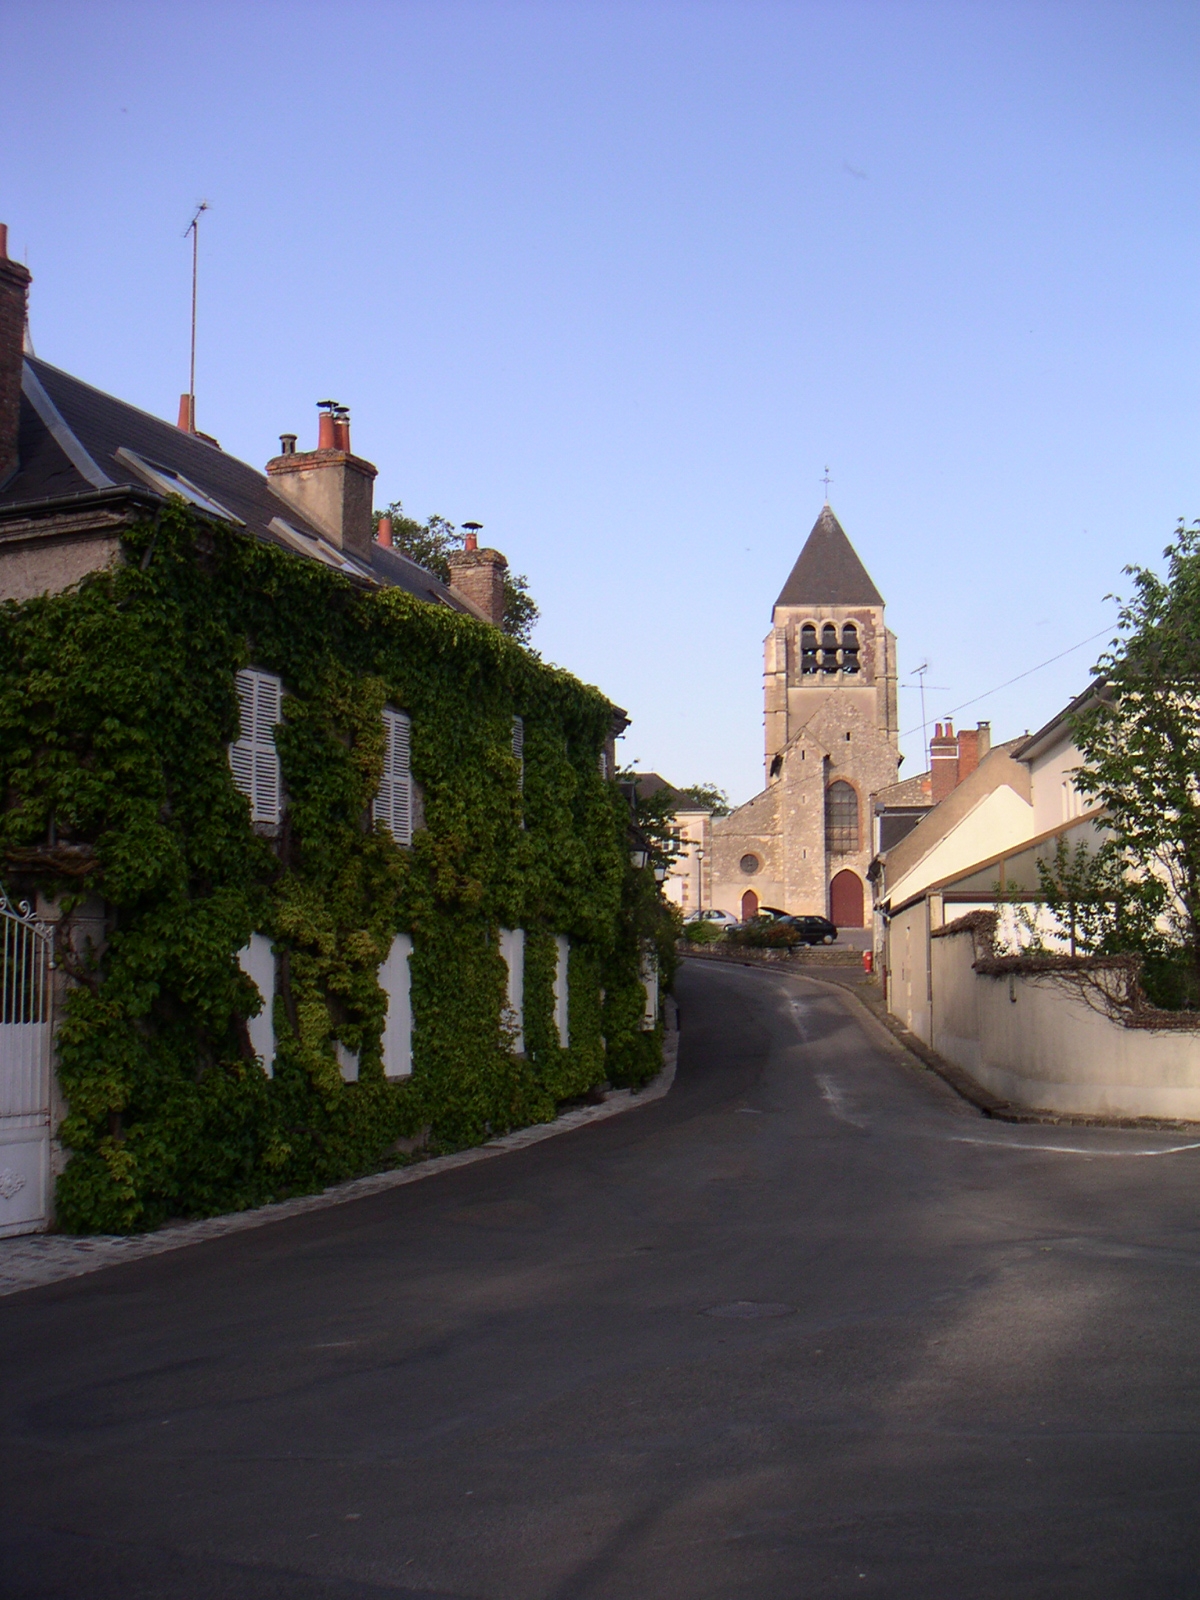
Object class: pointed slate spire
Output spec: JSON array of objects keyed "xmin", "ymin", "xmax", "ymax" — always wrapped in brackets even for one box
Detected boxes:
[{"xmin": 775, "ymin": 504, "xmax": 883, "ymax": 607}]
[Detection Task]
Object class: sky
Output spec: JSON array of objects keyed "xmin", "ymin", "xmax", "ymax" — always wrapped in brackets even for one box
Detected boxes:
[{"xmin": 5, "ymin": 0, "xmax": 1198, "ymax": 804}]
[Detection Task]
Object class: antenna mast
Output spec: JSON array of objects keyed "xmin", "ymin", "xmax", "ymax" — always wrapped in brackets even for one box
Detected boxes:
[{"xmin": 184, "ymin": 202, "xmax": 209, "ymax": 432}]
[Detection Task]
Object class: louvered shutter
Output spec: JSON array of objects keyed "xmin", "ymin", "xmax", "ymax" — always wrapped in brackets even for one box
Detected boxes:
[
  {"xmin": 374, "ymin": 708, "xmax": 413, "ymax": 845},
  {"xmin": 512, "ymin": 716, "xmax": 524, "ymax": 791},
  {"xmin": 230, "ymin": 669, "xmax": 282, "ymax": 824}
]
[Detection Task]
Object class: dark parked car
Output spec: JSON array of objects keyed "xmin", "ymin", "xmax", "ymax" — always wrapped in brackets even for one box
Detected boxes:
[{"xmin": 728, "ymin": 913, "xmax": 838, "ymax": 947}]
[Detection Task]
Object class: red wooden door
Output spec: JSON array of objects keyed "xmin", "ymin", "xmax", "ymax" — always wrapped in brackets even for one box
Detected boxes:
[
  {"xmin": 829, "ymin": 870, "xmax": 863, "ymax": 927},
  {"xmin": 741, "ymin": 890, "xmax": 759, "ymax": 921}
]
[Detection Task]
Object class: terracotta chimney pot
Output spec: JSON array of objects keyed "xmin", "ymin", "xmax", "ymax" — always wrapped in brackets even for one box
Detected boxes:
[{"xmin": 376, "ymin": 515, "xmax": 393, "ymax": 548}]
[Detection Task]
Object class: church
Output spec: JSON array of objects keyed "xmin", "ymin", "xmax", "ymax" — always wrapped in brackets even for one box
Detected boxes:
[{"xmin": 709, "ymin": 503, "xmax": 900, "ymax": 928}]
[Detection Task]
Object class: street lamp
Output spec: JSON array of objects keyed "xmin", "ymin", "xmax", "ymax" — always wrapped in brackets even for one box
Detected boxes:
[{"xmin": 694, "ymin": 846, "xmax": 705, "ymax": 917}]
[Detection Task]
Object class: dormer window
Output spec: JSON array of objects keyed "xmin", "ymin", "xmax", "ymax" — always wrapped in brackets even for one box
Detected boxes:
[{"xmin": 841, "ymin": 623, "xmax": 860, "ymax": 674}]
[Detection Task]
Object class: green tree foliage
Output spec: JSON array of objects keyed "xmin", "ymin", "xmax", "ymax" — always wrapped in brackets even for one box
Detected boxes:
[
  {"xmin": 1072, "ymin": 518, "xmax": 1200, "ymax": 1006},
  {"xmin": 1032, "ymin": 836, "xmax": 1150, "ymax": 958},
  {"xmin": 0, "ymin": 503, "xmax": 668, "ymax": 1232},
  {"xmin": 375, "ymin": 502, "xmax": 539, "ymax": 646}
]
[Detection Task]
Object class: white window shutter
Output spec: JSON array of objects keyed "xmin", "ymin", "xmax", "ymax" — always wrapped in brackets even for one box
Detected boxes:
[
  {"xmin": 380, "ymin": 933, "xmax": 413, "ymax": 1078},
  {"xmin": 554, "ymin": 935, "xmax": 570, "ymax": 1047},
  {"xmin": 230, "ymin": 669, "xmax": 282, "ymax": 825},
  {"xmin": 499, "ymin": 928, "xmax": 525, "ymax": 1054},
  {"xmin": 238, "ymin": 934, "xmax": 276, "ymax": 1075},
  {"xmin": 375, "ymin": 708, "xmax": 413, "ymax": 845},
  {"xmin": 512, "ymin": 716, "xmax": 524, "ymax": 791}
]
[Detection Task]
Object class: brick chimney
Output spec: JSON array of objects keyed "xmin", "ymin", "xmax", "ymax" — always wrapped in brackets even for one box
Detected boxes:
[
  {"xmin": 0, "ymin": 225, "xmax": 31, "ymax": 487},
  {"xmin": 446, "ymin": 544, "xmax": 508, "ymax": 627},
  {"xmin": 266, "ymin": 401, "xmax": 377, "ymax": 560},
  {"xmin": 955, "ymin": 720, "xmax": 991, "ymax": 783},
  {"xmin": 929, "ymin": 721, "xmax": 960, "ymax": 805}
]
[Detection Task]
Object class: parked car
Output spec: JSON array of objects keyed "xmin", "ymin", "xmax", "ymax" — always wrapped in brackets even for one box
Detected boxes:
[
  {"xmin": 684, "ymin": 908, "xmax": 740, "ymax": 930},
  {"xmin": 728, "ymin": 912, "xmax": 839, "ymax": 947}
]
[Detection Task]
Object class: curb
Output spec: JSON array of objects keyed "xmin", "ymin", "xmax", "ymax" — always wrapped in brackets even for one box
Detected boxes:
[{"xmin": 0, "ymin": 1001, "xmax": 679, "ymax": 1300}]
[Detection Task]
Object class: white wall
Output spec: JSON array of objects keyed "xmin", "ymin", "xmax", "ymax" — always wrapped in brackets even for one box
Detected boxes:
[
  {"xmin": 238, "ymin": 935, "xmax": 275, "ymax": 1076},
  {"xmin": 500, "ymin": 928, "xmax": 525, "ymax": 1053},
  {"xmin": 931, "ymin": 926, "xmax": 1200, "ymax": 1120},
  {"xmin": 886, "ymin": 784, "xmax": 1035, "ymax": 910},
  {"xmin": 1027, "ymin": 729, "xmax": 1091, "ymax": 838},
  {"xmin": 885, "ymin": 899, "xmax": 931, "ymax": 1043},
  {"xmin": 663, "ymin": 808, "xmax": 711, "ymax": 913}
]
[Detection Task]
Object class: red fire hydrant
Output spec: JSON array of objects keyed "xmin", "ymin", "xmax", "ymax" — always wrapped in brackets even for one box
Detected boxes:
[{"xmin": 862, "ymin": 950, "xmax": 873, "ymax": 974}]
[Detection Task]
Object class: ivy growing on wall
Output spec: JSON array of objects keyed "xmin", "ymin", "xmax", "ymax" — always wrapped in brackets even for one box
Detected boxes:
[{"xmin": 0, "ymin": 505, "xmax": 672, "ymax": 1233}]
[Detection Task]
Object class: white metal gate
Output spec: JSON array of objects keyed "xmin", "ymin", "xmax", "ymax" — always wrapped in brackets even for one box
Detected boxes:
[{"xmin": 0, "ymin": 891, "xmax": 54, "ymax": 1237}]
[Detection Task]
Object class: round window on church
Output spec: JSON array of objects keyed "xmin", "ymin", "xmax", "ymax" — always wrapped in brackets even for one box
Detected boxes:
[{"xmin": 739, "ymin": 853, "xmax": 760, "ymax": 875}]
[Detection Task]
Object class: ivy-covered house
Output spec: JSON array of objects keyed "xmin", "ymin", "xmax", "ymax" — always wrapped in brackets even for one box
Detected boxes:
[{"xmin": 0, "ymin": 228, "xmax": 669, "ymax": 1235}]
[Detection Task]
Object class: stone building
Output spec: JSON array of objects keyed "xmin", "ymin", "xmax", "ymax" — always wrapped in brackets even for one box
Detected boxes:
[{"xmin": 709, "ymin": 503, "xmax": 900, "ymax": 927}]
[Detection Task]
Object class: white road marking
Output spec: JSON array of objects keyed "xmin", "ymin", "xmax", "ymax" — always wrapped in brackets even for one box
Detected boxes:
[{"xmin": 952, "ymin": 1136, "xmax": 1200, "ymax": 1158}]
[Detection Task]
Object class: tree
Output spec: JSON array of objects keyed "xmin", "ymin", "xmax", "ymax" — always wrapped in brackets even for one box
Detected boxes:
[
  {"xmin": 374, "ymin": 502, "xmax": 540, "ymax": 647},
  {"xmin": 1072, "ymin": 519, "xmax": 1200, "ymax": 1003},
  {"xmin": 678, "ymin": 782, "xmax": 731, "ymax": 817}
]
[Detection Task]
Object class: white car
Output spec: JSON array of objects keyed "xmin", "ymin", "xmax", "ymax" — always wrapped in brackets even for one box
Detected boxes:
[{"xmin": 684, "ymin": 908, "xmax": 740, "ymax": 930}]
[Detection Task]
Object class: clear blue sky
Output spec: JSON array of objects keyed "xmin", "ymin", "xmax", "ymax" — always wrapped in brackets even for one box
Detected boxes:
[{"xmin": 6, "ymin": 1, "xmax": 1198, "ymax": 803}]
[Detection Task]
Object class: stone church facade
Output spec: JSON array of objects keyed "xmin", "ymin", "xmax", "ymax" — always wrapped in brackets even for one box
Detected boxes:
[{"xmin": 709, "ymin": 504, "xmax": 900, "ymax": 927}]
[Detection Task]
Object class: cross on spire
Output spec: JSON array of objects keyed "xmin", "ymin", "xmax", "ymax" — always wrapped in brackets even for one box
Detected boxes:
[{"xmin": 821, "ymin": 465, "xmax": 832, "ymax": 503}]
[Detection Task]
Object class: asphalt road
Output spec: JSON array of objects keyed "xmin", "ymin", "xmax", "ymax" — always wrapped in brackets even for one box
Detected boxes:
[{"xmin": 3, "ymin": 960, "xmax": 1200, "ymax": 1599}]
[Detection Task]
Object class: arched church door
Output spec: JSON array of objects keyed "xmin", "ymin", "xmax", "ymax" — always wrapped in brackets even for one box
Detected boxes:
[
  {"xmin": 741, "ymin": 890, "xmax": 758, "ymax": 921},
  {"xmin": 829, "ymin": 870, "xmax": 863, "ymax": 928}
]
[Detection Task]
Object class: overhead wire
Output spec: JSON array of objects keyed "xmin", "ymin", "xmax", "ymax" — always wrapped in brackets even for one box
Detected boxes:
[{"xmin": 898, "ymin": 626, "xmax": 1114, "ymax": 742}]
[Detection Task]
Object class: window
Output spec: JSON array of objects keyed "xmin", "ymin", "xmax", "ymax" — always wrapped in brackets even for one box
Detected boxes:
[
  {"xmin": 820, "ymin": 622, "xmax": 839, "ymax": 674},
  {"xmin": 512, "ymin": 715, "xmax": 524, "ymax": 790},
  {"xmin": 740, "ymin": 853, "xmax": 760, "ymax": 875},
  {"xmin": 800, "ymin": 623, "xmax": 819, "ymax": 675},
  {"xmin": 230, "ymin": 669, "xmax": 282, "ymax": 824},
  {"xmin": 825, "ymin": 780, "xmax": 859, "ymax": 854},
  {"xmin": 374, "ymin": 708, "xmax": 413, "ymax": 845},
  {"xmin": 841, "ymin": 623, "xmax": 860, "ymax": 674}
]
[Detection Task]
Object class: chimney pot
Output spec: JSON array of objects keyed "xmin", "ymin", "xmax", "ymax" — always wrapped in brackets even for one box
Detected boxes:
[
  {"xmin": 0, "ymin": 223, "xmax": 8, "ymax": 261},
  {"xmin": 333, "ymin": 407, "xmax": 351, "ymax": 451},
  {"xmin": 177, "ymin": 393, "xmax": 195, "ymax": 433},
  {"xmin": 376, "ymin": 514, "xmax": 393, "ymax": 548},
  {"xmin": 317, "ymin": 410, "xmax": 337, "ymax": 450},
  {"xmin": 279, "ymin": 432, "xmax": 297, "ymax": 456}
]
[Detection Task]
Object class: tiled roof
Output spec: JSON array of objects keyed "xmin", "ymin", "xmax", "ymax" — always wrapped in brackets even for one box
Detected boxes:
[
  {"xmin": 775, "ymin": 504, "xmax": 884, "ymax": 608},
  {"xmin": 0, "ymin": 358, "xmax": 469, "ymax": 612}
]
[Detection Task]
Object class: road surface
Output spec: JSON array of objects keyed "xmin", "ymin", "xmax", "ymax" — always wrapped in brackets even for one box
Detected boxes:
[{"xmin": 3, "ymin": 960, "xmax": 1199, "ymax": 1597}]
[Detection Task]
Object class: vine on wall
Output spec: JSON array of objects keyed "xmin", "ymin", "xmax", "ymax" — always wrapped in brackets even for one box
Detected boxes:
[{"xmin": 0, "ymin": 505, "xmax": 671, "ymax": 1232}]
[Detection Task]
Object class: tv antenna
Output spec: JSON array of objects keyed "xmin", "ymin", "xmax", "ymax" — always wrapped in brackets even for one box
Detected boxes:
[
  {"xmin": 183, "ymin": 201, "xmax": 209, "ymax": 431},
  {"xmin": 904, "ymin": 662, "xmax": 947, "ymax": 771}
]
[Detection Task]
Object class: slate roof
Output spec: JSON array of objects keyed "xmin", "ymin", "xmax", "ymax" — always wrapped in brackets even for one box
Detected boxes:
[
  {"xmin": 775, "ymin": 504, "xmax": 884, "ymax": 608},
  {"xmin": 0, "ymin": 357, "xmax": 469, "ymax": 612}
]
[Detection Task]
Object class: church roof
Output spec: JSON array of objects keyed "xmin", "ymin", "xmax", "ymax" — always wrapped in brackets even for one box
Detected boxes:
[{"xmin": 775, "ymin": 504, "xmax": 884, "ymax": 608}]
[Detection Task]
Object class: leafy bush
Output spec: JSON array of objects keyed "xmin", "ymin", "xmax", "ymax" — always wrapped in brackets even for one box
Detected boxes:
[{"xmin": 685, "ymin": 919, "xmax": 723, "ymax": 945}]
